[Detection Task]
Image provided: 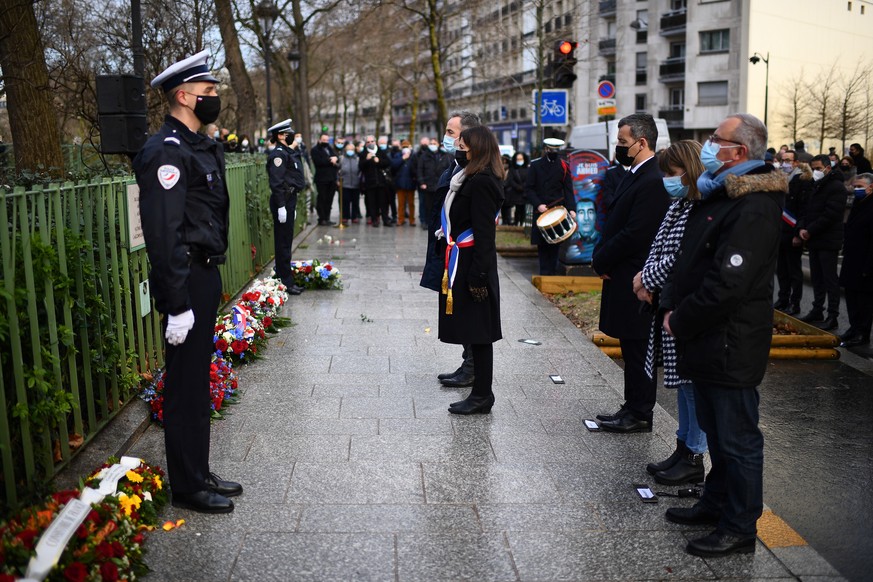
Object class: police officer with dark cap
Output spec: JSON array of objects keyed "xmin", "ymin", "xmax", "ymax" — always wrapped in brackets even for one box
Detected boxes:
[
  {"xmin": 267, "ymin": 118, "xmax": 306, "ymax": 294},
  {"xmin": 133, "ymin": 49, "xmax": 242, "ymax": 514}
]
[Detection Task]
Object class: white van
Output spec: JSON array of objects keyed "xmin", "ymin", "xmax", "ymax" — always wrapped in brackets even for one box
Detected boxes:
[{"xmin": 568, "ymin": 118, "xmax": 671, "ymax": 157}]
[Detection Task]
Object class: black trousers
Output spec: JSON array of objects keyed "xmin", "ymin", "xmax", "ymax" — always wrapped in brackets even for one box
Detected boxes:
[
  {"xmin": 315, "ymin": 181, "xmax": 336, "ymax": 222},
  {"xmin": 470, "ymin": 343, "xmax": 493, "ymax": 399},
  {"xmin": 844, "ymin": 285, "xmax": 873, "ymax": 340},
  {"xmin": 162, "ymin": 263, "xmax": 222, "ymax": 493},
  {"xmin": 775, "ymin": 240, "xmax": 803, "ymax": 305},
  {"xmin": 273, "ymin": 210, "xmax": 295, "ymax": 285},
  {"xmin": 809, "ymin": 248, "xmax": 841, "ymax": 316},
  {"xmin": 620, "ymin": 337, "xmax": 656, "ymax": 421},
  {"xmin": 537, "ymin": 242, "xmax": 561, "ymax": 275},
  {"xmin": 461, "ymin": 343, "xmax": 474, "ymax": 374},
  {"xmin": 365, "ymin": 187, "xmax": 390, "ymax": 222}
]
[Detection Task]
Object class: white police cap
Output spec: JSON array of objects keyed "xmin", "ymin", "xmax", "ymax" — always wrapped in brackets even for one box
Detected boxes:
[
  {"xmin": 543, "ymin": 138, "xmax": 565, "ymax": 148},
  {"xmin": 151, "ymin": 50, "xmax": 219, "ymax": 93},
  {"xmin": 268, "ymin": 118, "xmax": 294, "ymax": 135}
]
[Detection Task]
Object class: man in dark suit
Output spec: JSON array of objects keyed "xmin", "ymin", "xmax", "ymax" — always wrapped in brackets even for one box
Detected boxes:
[{"xmin": 592, "ymin": 113, "xmax": 670, "ymax": 433}]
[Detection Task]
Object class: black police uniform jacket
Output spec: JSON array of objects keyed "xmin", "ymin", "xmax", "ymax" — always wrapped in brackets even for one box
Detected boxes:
[
  {"xmin": 592, "ymin": 156, "xmax": 670, "ymax": 340},
  {"xmin": 437, "ymin": 169, "xmax": 504, "ymax": 345},
  {"xmin": 133, "ymin": 115, "xmax": 229, "ymax": 315},
  {"xmin": 839, "ymin": 193, "xmax": 873, "ymax": 289},
  {"xmin": 797, "ymin": 168, "xmax": 845, "ymax": 251},
  {"xmin": 267, "ymin": 143, "xmax": 305, "ymax": 213},
  {"xmin": 663, "ymin": 165, "xmax": 787, "ymax": 389},
  {"xmin": 524, "ymin": 155, "xmax": 574, "ymax": 245}
]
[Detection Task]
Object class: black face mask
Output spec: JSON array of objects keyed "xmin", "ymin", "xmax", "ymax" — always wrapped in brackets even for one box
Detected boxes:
[
  {"xmin": 190, "ymin": 94, "xmax": 221, "ymax": 125},
  {"xmin": 454, "ymin": 149, "xmax": 469, "ymax": 168},
  {"xmin": 546, "ymin": 150, "xmax": 559, "ymax": 161},
  {"xmin": 840, "ymin": 165, "xmax": 851, "ymax": 171},
  {"xmin": 614, "ymin": 140, "xmax": 638, "ymax": 166}
]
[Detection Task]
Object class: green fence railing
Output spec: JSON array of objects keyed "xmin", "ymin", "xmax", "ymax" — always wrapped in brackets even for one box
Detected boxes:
[{"xmin": 0, "ymin": 160, "xmax": 309, "ymax": 510}]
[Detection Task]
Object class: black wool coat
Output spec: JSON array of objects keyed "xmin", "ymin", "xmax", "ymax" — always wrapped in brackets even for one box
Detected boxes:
[
  {"xmin": 798, "ymin": 169, "xmax": 845, "ymax": 251},
  {"xmin": 592, "ymin": 156, "xmax": 670, "ymax": 339},
  {"xmin": 437, "ymin": 169, "xmax": 503, "ymax": 345},
  {"xmin": 664, "ymin": 165, "xmax": 787, "ymax": 389},
  {"xmin": 839, "ymin": 194, "xmax": 873, "ymax": 289}
]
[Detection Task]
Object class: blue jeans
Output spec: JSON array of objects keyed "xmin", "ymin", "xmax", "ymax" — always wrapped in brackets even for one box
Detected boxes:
[
  {"xmin": 693, "ymin": 382, "xmax": 763, "ymax": 538},
  {"xmin": 676, "ymin": 382, "xmax": 707, "ymax": 454}
]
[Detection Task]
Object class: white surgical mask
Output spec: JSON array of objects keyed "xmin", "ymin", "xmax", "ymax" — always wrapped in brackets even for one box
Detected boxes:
[
  {"xmin": 428, "ymin": 144, "xmax": 438, "ymax": 152},
  {"xmin": 812, "ymin": 169, "xmax": 825, "ymax": 181}
]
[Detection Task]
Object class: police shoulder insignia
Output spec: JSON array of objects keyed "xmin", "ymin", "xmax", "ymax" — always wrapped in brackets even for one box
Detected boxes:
[
  {"xmin": 157, "ymin": 165, "xmax": 181, "ymax": 190},
  {"xmin": 273, "ymin": 157, "xmax": 283, "ymax": 167},
  {"xmin": 163, "ymin": 136, "xmax": 181, "ymax": 147}
]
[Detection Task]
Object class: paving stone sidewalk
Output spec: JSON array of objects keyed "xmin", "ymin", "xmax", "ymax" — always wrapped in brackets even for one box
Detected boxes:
[{"xmin": 128, "ymin": 222, "xmax": 844, "ymax": 581}]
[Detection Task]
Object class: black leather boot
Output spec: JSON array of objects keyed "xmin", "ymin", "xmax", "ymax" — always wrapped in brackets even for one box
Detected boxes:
[
  {"xmin": 654, "ymin": 451, "xmax": 705, "ymax": 485},
  {"xmin": 646, "ymin": 439, "xmax": 687, "ymax": 475}
]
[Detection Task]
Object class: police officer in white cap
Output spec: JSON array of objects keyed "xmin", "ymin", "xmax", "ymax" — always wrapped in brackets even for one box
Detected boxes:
[
  {"xmin": 266, "ymin": 118, "xmax": 306, "ymax": 294},
  {"xmin": 133, "ymin": 50, "xmax": 242, "ymax": 513},
  {"xmin": 525, "ymin": 138, "xmax": 576, "ymax": 275}
]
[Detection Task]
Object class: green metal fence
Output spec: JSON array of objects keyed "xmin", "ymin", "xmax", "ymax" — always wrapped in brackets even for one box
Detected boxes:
[{"xmin": 0, "ymin": 160, "xmax": 308, "ymax": 509}]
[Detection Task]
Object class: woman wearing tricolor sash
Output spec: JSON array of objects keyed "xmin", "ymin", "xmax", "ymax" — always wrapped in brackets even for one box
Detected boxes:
[{"xmin": 435, "ymin": 126, "xmax": 505, "ymax": 414}]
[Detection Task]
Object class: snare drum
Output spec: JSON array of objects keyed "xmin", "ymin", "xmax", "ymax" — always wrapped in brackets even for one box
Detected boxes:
[{"xmin": 536, "ymin": 205, "xmax": 577, "ymax": 244}]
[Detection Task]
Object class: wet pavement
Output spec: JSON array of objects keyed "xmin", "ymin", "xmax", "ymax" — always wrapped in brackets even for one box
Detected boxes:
[{"xmin": 111, "ymin": 220, "xmax": 859, "ymax": 581}]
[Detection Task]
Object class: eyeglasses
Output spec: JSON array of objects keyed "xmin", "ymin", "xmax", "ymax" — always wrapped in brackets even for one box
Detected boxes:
[{"xmin": 709, "ymin": 134, "xmax": 743, "ymax": 147}]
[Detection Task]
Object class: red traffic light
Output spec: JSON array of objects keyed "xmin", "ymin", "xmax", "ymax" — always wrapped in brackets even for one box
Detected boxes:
[{"xmin": 558, "ymin": 41, "xmax": 576, "ymax": 55}]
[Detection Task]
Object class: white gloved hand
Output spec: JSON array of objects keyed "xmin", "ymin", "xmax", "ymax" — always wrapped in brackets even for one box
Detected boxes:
[
  {"xmin": 165, "ymin": 309, "xmax": 195, "ymax": 346},
  {"xmin": 277, "ymin": 207, "xmax": 288, "ymax": 223}
]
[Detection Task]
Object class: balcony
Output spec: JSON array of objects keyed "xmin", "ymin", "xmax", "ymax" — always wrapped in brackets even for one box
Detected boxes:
[
  {"xmin": 658, "ymin": 108, "xmax": 685, "ymax": 128},
  {"xmin": 659, "ymin": 58, "xmax": 686, "ymax": 82},
  {"xmin": 599, "ymin": 37, "xmax": 616, "ymax": 56},
  {"xmin": 660, "ymin": 10, "xmax": 687, "ymax": 36},
  {"xmin": 598, "ymin": 0, "xmax": 616, "ymax": 16}
]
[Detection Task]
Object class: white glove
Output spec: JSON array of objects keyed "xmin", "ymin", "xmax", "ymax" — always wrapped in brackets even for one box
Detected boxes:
[
  {"xmin": 277, "ymin": 207, "xmax": 288, "ymax": 223},
  {"xmin": 165, "ymin": 309, "xmax": 195, "ymax": 346}
]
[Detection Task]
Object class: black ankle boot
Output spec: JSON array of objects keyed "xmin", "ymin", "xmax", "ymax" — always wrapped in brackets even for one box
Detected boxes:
[
  {"xmin": 646, "ymin": 439, "xmax": 687, "ymax": 475},
  {"xmin": 448, "ymin": 395, "xmax": 494, "ymax": 415},
  {"xmin": 654, "ymin": 452, "xmax": 705, "ymax": 485}
]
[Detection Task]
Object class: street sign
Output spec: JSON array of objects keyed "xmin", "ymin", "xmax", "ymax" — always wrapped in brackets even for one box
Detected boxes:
[
  {"xmin": 597, "ymin": 99, "xmax": 617, "ymax": 116},
  {"xmin": 597, "ymin": 81, "xmax": 615, "ymax": 99},
  {"xmin": 532, "ymin": 89, "xmax": 569, "ymax": 126}
]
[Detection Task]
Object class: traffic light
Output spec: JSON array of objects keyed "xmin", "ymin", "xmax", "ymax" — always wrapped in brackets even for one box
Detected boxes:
[{"xmin": 553, "ymin": 40, "xmax": 579, "ymax": 89}]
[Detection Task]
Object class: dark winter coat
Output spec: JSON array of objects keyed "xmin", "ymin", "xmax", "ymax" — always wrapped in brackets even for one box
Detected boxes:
[
  {"xmin": 598, "ymin": 163, "xmax": 627, "ymax": 213},
  {"xmin": 394, "ymin": 155, "xmax": 416, "ymax": 191},
  {"xmin": 505, "ymin": 161, "xmax": 528, "ymax": 206},
  {"xmin": 311, "ymin": 142, "xmax": 339, "ymax": 184},
  {"xmin": 664, "ymin": 165, "xmax": 787, "ymax": 389},
  {"xmin": 524, "ymin": 155, "xmax": 574, "ymax": 245},
  {"xmin": 781, "ymin": 165, "xmax": 813, "ymax": 243},
  {"xmin": 420, "ymin": 164, "xmax": 458, "ymax": 291},
  {"xmin": 839, "ymin": 193, "xmax": 873, "ymax": 289},
  {"xmin": 417, "ymin": 149, "xmax": 451, "ymax": 191},
  {"xmin": 436, "ymin": 169, "xmax": 503, "ymax": 345},
  {"xmin": 798, "ymin": 168, "xmax": 845, "ymax": 251},
  {"xmin": 359, "ymin": 148, "xmax": 392, "ymax": 191},
  {"xmin": 592, "ymin": 156, "xmax": 670, "ymax": 339}
]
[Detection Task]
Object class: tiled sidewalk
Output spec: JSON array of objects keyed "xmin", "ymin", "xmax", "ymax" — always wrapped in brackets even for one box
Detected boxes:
[{"xmin": 131, "ymin": 222, "xmax": 844, "ymax": 581}]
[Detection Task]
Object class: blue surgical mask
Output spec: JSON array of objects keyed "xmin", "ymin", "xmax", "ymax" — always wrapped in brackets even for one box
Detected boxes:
[
  {"xmin": 442, "ymin": 134, "xmax": 456, "ymax": 154},
  {"xmin": 516, "ymin": 160, "xmax": 524, "ymax": 166},
  {"xmin": 346, "ymin": 150, "xmax": 355, "ymax": 157},
  {"xmin": 662, "ymin": 174, "xmax": 689, "ymax": 199},
  {"xmin": 378, "ymin": 144, "xmax": 387, "ymax": 150},
  {"xmin": 427, "ymin": 144, "xmax": 438, "ymax": 153},
  {"xmin": 854, "ymin": 187, "xmax": 867, "ymax": 200},
  {"xmin": 700, "ymin": 140, "xmax": 724, "ymax": 173}
]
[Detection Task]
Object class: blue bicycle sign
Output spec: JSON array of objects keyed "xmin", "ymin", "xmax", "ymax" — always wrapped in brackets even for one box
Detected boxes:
[{"xmin": 533, "ymin": 90, "xmax": 569, "ymax": 125}]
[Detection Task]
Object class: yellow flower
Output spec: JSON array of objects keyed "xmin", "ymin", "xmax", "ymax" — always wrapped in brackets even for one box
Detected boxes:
[
  {"xmin": 153, "ymin": 475, "xmax": 163, "ymax": 490},
  {"xmin": 118, "ymin": 493, "xmax": 142, "ymax": 516},
  {"xmin": 125, "ymin": 470, "xmax": 144, "ymax": 483}
]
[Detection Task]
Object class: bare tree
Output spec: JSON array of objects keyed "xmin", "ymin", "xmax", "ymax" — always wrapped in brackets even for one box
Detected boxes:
[
  {"xmin": 776, "ymin": 71, "xmax": 811, "ymax": 146},
  {"xmin": 216, "ymin": 0, "xmax": 258, "ymax": 140},
  {"xmin": 0, "ymin": 0, "xmax": 64, "ymax": 175},
  {"xmin": 805, "ymin": 66, "xmax": 839, "ymax": 154},
  {"xmin": 828, "ymin": 62, "xmax": 870, "ymax": 153}
]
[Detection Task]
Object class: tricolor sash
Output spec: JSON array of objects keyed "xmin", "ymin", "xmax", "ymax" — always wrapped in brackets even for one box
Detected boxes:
[{"xmin": 781, "ymin": 209, "xmax": 797, "ymax": 227}]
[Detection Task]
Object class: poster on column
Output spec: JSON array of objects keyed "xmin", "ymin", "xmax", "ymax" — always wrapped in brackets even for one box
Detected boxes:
[{"xmin": 560, "ymin": 150, "xmax": 611, "ymax": 265}]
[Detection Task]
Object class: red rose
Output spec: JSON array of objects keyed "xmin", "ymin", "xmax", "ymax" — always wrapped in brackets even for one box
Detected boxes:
[
  {"xmin": 87, "ymin": 509, "xmax": 101, "ymax": 524},
  {"xmin": 214, "ymin": 324, "xmax": 223, "ymax": 333},
  {"xmin": 132, "ymin": 533, "xmax": 145, "ymax": 544},
  {"xmin": 100, "ymin": 562, "xmax": 119, "ymax": 582},
  {"xmin": 52, "ymin": 490, "xmax": 79, "ymax": 506},
  {"xmin": 263, "ymin": 316, "xmax": 273, "ymax": 328},
  {"xmin": 63, "ymin": 562, "xmax": 88, "ymax": 582},
  {"xmin": 0, "ymin": 574, "xmax": 18, "ymax": 582},
  {"xmin": 231, "ymin": 340, "xmax": 247, "ymax": 354},
  {"xmin": 111, "ymin": 540, "xmax": 125, "ymax": 557},
  {"xmin": 16, "ymin": 529, "xmax": 39, "ymax": 550},
  {"xmin": 215, "ymin": 339, "xmax": 228, "ymax": 352},
  {"xmin": 325, "ymin": 264, "xmax": 332, "ymax": 271},
  {"xmin": 95, "ymin": 541, "xmax": 114, "ymax": 560}
]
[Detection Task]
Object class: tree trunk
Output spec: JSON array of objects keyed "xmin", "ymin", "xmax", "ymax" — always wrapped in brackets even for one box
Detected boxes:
[
  {"xmin": 426, "ymin": 0, "xmax": 447, "ymax": 135},
  {"xmin": 291, "ymin": 0, "xmax": 312, "ymax": 146},
  {"xmin": 410, "ymin": 82, "xmax": 419, "ymax": 143},
  {"xmin": 215, "ymin": 0, "xmax": 258, "ymax": 139},
  {"xmin": 0, "ymin": 1, "xmax": 64, "ymax": 176}
]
